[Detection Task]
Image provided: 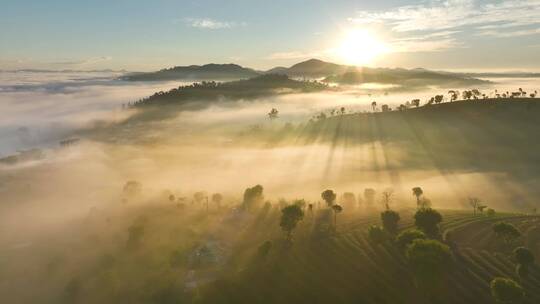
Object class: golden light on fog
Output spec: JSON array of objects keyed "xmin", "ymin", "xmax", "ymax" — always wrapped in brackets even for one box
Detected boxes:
[{"xmin": 336, "ymin": 29, "xmax": 389, "ymax": 66}]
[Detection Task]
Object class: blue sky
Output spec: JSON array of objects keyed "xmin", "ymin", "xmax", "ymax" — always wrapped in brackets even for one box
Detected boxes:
[{"xmin": 1, "ymin": 0, "xmax": 540, "ymax": 71}]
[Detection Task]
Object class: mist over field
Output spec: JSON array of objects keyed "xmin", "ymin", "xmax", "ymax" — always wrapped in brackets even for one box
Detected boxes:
[{"xmin": 1, "ymin": 71, "xmax": 539, "ymax": 236}]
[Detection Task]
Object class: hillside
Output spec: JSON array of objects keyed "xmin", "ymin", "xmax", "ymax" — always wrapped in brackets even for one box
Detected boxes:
[
  {"xmin": 198, "ymin": 208, "xmax": 540, "ymax": 304},
  {"xmin": 278, "ymin": 58, "xmax": 355, "ymax": 78},
  {"xmin": 131, "ymin": 74, "xmax": 328, "ymax": 108},
  {"xmin": 5, "ymin": 201, "xmax": 538, "ymax": 304},
  {"xmin": 123, "ymin": 63, "xmax": 260, "ymax": 81},
  {"xmin": 323, "ymin": 68, "xmax": 490, "ymax": 87}
]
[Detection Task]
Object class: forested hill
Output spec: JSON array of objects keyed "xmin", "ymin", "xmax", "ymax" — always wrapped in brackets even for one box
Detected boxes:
[
  {"xmin": 131, "ymin": 74, "xmax": 328, "ymax": 107},
  {"xmin": 299, "ymin": 98, "xmax": 540, "ymax": 181},
  {"xmin": 123, "ymin": 63, "xmax": 260, "ymax": 81}
]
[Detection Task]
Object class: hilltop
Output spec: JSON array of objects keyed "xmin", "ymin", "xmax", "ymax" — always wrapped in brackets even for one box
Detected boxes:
[
  {"xmin": 123, "ymin": 63, "xmax": 260, "ymax": 81},
  {"xmin": 131, "ymin": 74, "xmax": 328, "ymax": 108}
]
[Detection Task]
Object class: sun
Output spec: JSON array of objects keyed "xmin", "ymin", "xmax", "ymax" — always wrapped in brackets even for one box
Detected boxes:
[{"xmin": 336, "ymin": 29, "xmax": 389, "ymax": 66}]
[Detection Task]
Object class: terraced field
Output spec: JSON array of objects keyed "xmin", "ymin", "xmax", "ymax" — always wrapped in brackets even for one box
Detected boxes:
[{"xmin": 199, "ymin": 208, "xmax": 540, "ymax": 304}]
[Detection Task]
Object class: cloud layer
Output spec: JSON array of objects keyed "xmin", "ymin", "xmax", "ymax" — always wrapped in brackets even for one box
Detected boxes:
[{"xmin": 350, "ymin": 0, "xmax": 540, "ymax": 52}]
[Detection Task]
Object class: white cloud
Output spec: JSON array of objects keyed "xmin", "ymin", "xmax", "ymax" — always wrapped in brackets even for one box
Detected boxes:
[
  {"xmin": 348, "ymin": 0, "xmax": 540, "ymax": 52},
  {"xmin": 52, "ymin": 56, "xmax": 112, "ymax": 66},
  {"xmin": 184, "ymin": 18, "xmax": 245, "ymax": 30},
  {"xmin": 478, "ymin": 27, "xmax": 540, "ymax": 37},
  {"xmin": 350, "ymin": 0, "xmax": 540, "ymax": 33}
]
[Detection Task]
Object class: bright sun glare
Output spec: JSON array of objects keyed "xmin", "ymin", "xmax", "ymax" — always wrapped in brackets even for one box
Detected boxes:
[{"xmin": 336, "ymin": 29, "xmax": 389, "ymax": 66}]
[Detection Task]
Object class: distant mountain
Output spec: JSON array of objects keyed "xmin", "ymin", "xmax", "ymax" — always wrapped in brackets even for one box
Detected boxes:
[
  {"xmin": 455, "ymin": 72, "xmax": 540, "ymax": 78},
  {"xmin": 322, "ymin": 66, "xmax": 491, "ymax": 87},
  {"xmin": 284, "ymin": 59, "xmax": 356, "ymax": 78},
  {"xmin": 121, "ymin": 58, "xmax": 495, "ymax": 86},
  {"xmin": 123, "ymin": 63, "xmax": 260, "ymax": 81},
  {"xmin": 265, "ymin": 59, "xmax": 356, "ymax": 78},
  {"xmin": 264, "ymin": 66, "xmax": 289, "ymax": 75}
]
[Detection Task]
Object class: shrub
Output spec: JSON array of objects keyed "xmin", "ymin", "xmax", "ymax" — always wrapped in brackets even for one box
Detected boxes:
[
  {"xmin": 406, "ymin": 239, "xmax": 452, "ymax": 291},
  {"xmin": 514, "ymin": 247, "xmax": 535, "ymax": 279},
  {"xmin": 397, "ymin": 229, "xmax": 426, "ymax": 249},
  {"xmin": 490, "ymin": 277, "xmax": 524, "ymax": 303},
  {"xmin": 514, "ymin": 247, "xmax": 535, "ymax": 266},
  {"xmin": 487, "ymin": 208, "xmax": 496, "ymax": 217},
  {"xmin": 368, "ymin": 225, "xmax": 388, "ymax": 244},
  {"xmin": 493, "ymin": 222, "xmax": 521, "ymax": 245},
  {"xmin": 414, "ymin": 208, "xmax": 443, "ymax": 237},
  {"xmin": 381, "ymin": 210, "xmax": 400, "ymax": 235}
]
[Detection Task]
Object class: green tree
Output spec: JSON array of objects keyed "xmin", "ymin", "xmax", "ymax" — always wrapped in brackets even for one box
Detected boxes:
[
  {"xmin": 414, "ymin": 208, "xmax": 443, "ymax": 237},
  {"xmin": 397, "ymin": 229, "xmax": 426, "ymax": 249},
  {"xmin": 331, "ymin": 204, "xmax": 343, "ymax": 228},
  {"xmin": 468, "ymin": 197, "xmax": 482, "ymax": 215},
  {"xmin": 211, "ymin": 193, "xmax": 223, "ymax": 209},
  {"xmin": 321, "ymin": 189, "xmax": 336, "ymax": 207},
  {"xmin": 490, "ymin": 277, "xmax": 524, "ymax": 304},
  {"xmin": 493, "ymin": 222, "xmax": 521, "ymax": 246},
  {"xmin": 243, "ymin": 185, "xmax": 264, "ymax": 210},
  {"xmin": 364, "ymin": 188, "xmax": 376, "ymax": 206},
  {"xmin": 412, "ymin": 187, "xmax": 423, "ymax": 208},
  {"xmin": 380, "ymin": 188, "xmax": 394, "ymax": 210},
  {"xmin": 280, "ymin": 205, "xmax": 304, "ymax": 241},
  {"xmin": 514, "ymin": 247, "xmax": 535, "ymax": 279},
  {"xmin": 406, "ymin": 239, "xmax": 452, "ymax": 294},
  {"xmin": 368, "ymin": 225, "xmax": 388, "ymax": 244},
  {"xmin": 381, "ymin": 210, "xmax": 400, "ymax": 235}
]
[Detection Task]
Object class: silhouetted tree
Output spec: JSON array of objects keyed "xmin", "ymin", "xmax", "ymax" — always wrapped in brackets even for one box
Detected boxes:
[
  {"xmin": 371, "ymin": 101, "xmax": 377, "ymax": 112},
  {"xmin": 468, "ymin": 197, "xmax": 482, "ymax": 215},
  {"xmin": 414, "ymin": 208, "xmax": 443, "ymax": 237},
  {"xmin": 412, "ymin": 99, "xmax": 421, "ymax": 107},
  {"xmin": 513, "ymin": 247, "xmax": 535, "ymax": 279},
  {"xmin": 364, "ymin": 188, "xmax": 376, "ymax": 207},
  {"xmin": 381, "ymin": 188, "xmax": 394, "ymax": 210},
  {"xmin": 331, "ymin": 204, "xmax": 343, "ymax": 228},
  {"xmin": 381, "ymin": 104, "xmax": 390, "ymax": 112},
  {"xmin": 381, "ymin": 210, "xmax": 400, "ymax": 235},
  {"xmin": 268, "ymin": 108, "xmax": 279, "ymax": 120},
  {"xmin": 211, "ymin": 193, "xmax": 223, "ymax": 209},
  {"xmin": 280, "ymin": 204, "xmax": 304, "ymax": 241},
  {"xmin": 412, "ymin": 187, "xmax": 424, "ymax": 208},
  {"xmin": 321, "ymin": 189, "xmax": 336, "ymax": 207},
  {"xmin": 493, "ymin": 222, "xmax": 521, "ymax": 246},
  {"xmin": 490, "ymin": 277, "xmax": 524, "ymax": 304},
  {"xmin": 242, "ymin": 185, "xmax": 264, "ymax": 210},
  {"xmin": 194, "ymin": 191, "xmax": 206, "ymax": 207}
]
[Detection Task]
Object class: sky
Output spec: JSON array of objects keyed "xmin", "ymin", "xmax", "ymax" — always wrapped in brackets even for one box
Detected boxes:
[{"xmin": 1, "ymin": 0, "xmax": 540, "ymax": 71}]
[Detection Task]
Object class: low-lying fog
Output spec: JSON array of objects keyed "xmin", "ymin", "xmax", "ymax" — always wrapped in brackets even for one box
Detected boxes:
[{"xmin": 1, "ymin": 71, "xmax": 539, "ymax": 245}]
